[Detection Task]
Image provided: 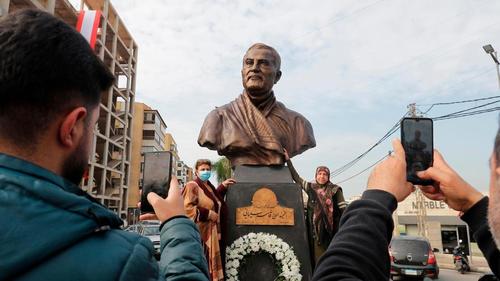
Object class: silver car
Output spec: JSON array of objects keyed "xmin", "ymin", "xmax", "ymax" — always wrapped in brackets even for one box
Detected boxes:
[{"xmin": 125, "ymin": 221, "xmax": 161, "ymax": 259}]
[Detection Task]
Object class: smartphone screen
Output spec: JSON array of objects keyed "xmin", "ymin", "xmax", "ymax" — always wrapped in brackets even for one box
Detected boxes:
[
  {"xmin": 401, "ymin": 117, "xmax": 434, "ymax": 185},
  {"xmin": 140, "ymin": 151, "xmax": 173, "ymax": 213}
]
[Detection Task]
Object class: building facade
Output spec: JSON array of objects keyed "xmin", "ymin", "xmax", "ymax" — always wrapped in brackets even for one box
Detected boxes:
[
  {"xmin": 127, "ymin": 103, "xmax": 193, "ymax": 224},
  {"xmin": 3, "ymin": 0, "xmax": 137, "ymax": 220},
  {"xmin": 129, "ymin": 103, "xmax": 167, "ymax": 211},
  {"xmin": 176, "ymin": 160, "xmax": 194, "ymax": 186},
  {"xmin": 394, "ymin": 192, "xmax": 489, "ymax": 261}
]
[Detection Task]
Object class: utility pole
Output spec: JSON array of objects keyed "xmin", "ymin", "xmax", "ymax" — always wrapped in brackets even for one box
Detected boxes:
[{"xmin": 407, "ymin": 103, "xmax": 428, "ymax": 238}]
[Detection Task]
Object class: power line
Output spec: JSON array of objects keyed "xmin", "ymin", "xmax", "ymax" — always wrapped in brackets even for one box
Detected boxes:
[
  {"xmin": 331, "ymin": 96, "xmax": 500, "ymax": 180},
  {"xmin": 420, "ymin": 95, "xmax": 500, "ymax": 114},
  {"xmin": 333, "ymin": 106, "xmax": 500, "ymax": 185},
  {"xmin": 330, "ymin": 111, "xmax": 408, "ymax": 177},
  {"xmin": 334, "ymin": 153, "xmax": 390, "ymax": 185},
  {"xmin": 433, "ymin": 107, "xmax": 500, "ymax": 121},
  {"xmin": 430, "ymin": 99, "xmax": 500, "ymax": 120},
  {"xmin": 418, "ymin": 95, "xmax": 500, "ymax": 107}
]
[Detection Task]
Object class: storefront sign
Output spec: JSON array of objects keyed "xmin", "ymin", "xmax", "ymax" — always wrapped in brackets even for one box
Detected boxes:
[{"xmin": 397, "ymin": 193, "xmax": 458, "ymax": 216}]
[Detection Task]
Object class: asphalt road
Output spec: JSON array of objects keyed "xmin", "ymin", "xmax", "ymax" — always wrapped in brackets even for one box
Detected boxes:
[
  {"xmin": 435, "ymin": 268, "xmax": 484, "ymax": 281},
  {"xmin": 393, "ymin": 269, "xmax": 485, "ymax": 280}
]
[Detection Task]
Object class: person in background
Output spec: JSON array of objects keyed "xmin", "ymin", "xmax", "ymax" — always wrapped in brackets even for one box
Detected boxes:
[
  {"xmin": 183, "ymin": 159, "xmax": 236, "ymax": 281},
  {"xmin": 0, "ymin": 9, "xmax": 208, "ymax": 281},
  {"xmin": 284, "ymin": 151, "xmax": 347, "ymax": 266},
  {"xmin": 312, "ymin": 140, "xmax": 414, "ymax": 280}
]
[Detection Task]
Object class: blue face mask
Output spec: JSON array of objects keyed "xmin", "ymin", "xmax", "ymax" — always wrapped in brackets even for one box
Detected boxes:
[{"xmin": 198, "ymin": 170, "xmax": 211, "ymax": 182}]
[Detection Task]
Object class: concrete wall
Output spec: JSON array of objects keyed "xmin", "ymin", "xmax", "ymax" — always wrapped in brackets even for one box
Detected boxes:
[
  {"xmin": 427, "ymin": 221, "xmax": 443, "ymax": 251},
  {"xmin": 129, "ymin": 103, "xmax": 145, "ymax": 208}
]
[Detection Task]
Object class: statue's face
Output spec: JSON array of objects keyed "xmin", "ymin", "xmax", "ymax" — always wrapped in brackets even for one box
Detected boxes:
[{"xmin": 241, "ymin": 48, "xmax": 281, "ymax": 95}]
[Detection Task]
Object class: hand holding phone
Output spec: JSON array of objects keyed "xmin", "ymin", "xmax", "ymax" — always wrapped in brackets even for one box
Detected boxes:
[
  {"xmin": 140, "ymin": 175, "xmax": 186, "ymax": 222},
  {"xmin": 140, "ymin": 151, "xmax": 173, "ymax": 213},
  {"xmin": 401, "ymin": 117, "xmax": 434, "ymax": 185}
]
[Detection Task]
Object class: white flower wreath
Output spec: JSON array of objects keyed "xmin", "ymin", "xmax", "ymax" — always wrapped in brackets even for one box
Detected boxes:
[{"xmin": 225, "ymin": 232, "xmax": 302, "ymax": 281}]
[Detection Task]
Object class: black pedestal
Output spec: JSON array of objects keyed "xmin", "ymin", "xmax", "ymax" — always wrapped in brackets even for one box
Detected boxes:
[{"xmin": 226, "ymin": 165, "xmax": 312, "ymax": 281}]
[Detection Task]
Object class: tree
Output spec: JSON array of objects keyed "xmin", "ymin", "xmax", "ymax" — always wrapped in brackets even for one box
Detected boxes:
[{"xmin": 213, "ymin": 157, "xmax": 232, "ymax": 184}]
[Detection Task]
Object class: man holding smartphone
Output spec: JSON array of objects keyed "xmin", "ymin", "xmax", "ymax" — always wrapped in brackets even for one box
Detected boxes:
[
  {"xmin": 0, "ymin": 10, "xmax": 208, "ymax": 281},
  {"xmin": 313, "ymin": 139, "xmax": 415, "ymax": 280},
  {"xmin": 417, "ymin": 144, "xmax": 500, "ymax": 277},
  {"xmin": 312, "ymin": 132, "xmax": 500, "ymax": 279}
]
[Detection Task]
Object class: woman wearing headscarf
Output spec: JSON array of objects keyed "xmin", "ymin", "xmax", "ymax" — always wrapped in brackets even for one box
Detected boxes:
[
  {"xmin": 285, "ymin": 151, "xmax": 347, "ymax": 266},
  {"xmin": 183, "ymin": 159, "xmax": 236, "ymax": 281}
]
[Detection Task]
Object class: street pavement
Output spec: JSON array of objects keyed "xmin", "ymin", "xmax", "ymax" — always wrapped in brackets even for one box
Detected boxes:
[{"xmin": 435, "ymin": 268, "xmax": 484, "ymax": 280}]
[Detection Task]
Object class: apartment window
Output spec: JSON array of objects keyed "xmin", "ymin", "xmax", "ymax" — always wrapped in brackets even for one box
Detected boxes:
[
  {"xmin": 154, "ymin": 133, "xmax": 161, "ymax": 145},
  {"xmin": 155, "ymin": 113, "xmax": 161, "ymax": 127},
  {"xmin": 143, "ymin": 130, "xmax": 155, "ymax": 140},
  {"xmin": 177, "ymin": 170, "xmax": 182, "ymax": 176},
  {"xmin": 170, "ymin": 144, "xmax": 177, "ymax": 152},
  {"xmin": 141, "ymin": 146, "xmax": 157, "ymax": 153},
  {"xmin": 144, "ymin": 112, "xmax": 154, "ymax": 124}
]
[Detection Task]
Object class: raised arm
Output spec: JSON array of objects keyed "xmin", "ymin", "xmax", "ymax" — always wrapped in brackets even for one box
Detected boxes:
[
  {"xmin": 333, "ymin": 186, "xmax": 347, "ymax": 216},
  {"xmin": 284, "ymin": 150, "xmax": 309, "ymax": 191}
]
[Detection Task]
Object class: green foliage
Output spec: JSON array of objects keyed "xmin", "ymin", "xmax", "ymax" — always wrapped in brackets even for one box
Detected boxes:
[{"xmin": 213, "ymin": 157, "xmax": 232, "ymax": 184}]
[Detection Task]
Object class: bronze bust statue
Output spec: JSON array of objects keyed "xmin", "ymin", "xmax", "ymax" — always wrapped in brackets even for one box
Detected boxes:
[{"xmin": 198, "ymin": 43, "xmax": 316, "ymax": 166}]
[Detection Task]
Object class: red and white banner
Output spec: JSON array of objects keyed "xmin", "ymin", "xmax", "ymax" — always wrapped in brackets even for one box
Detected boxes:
[{"xmin": 76, "ymin": 10, "xmax": 101, "ymax": 50}]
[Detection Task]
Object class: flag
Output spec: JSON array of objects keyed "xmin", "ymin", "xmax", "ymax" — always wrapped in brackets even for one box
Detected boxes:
[{"xmin": 76, "ymin": 10, "xmax": 101, "ymax": 50}]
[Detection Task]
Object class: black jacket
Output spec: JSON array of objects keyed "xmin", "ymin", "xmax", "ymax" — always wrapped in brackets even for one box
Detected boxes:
[
  {"xmin": 312, "ymin": 189, "xmax": 397, "ymax": 280},
  {"xmin": 461, "ymin": 197, "xmax": 500, "ymax": 277}
]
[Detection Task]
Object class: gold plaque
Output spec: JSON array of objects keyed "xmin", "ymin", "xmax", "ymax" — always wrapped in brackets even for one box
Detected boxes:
[{"xmin": 236, "ymin": 187, "xmax": 294, "ymax": 226}]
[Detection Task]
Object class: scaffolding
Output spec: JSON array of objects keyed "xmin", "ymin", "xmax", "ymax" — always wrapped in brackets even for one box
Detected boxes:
[{"xmin": 4, "ymin": 0, "xmax": 138, "ymax": 220}]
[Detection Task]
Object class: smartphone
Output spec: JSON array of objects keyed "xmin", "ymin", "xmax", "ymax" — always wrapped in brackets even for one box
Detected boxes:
[
  {"xmin": 401, "ymin": 117, "xmax": 434, "ymax": 185},
  {"xmin": 140, "ymin": 151, "xmax": 173, "ymax": 213}
]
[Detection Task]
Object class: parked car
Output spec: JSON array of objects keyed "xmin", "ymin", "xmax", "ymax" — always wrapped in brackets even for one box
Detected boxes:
[
  {"xmin": 124, "ymin": 220, "xmax": 161, "ymax": 259},
  {"xmin": 389, "ymin": 235, "xmax": 439, "ymax": 280}
]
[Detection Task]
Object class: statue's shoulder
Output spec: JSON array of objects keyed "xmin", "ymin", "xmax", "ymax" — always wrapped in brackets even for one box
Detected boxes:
[
  {"xmin": 275, "ymin": 100, "xmax": 313, "ymax": 127},
  {"xmin": 200, "ymin": 99, "xmax": 239, "ymax": 133},
  {"xmin": 206, "ymin": 99, "xmax": 237, "ymax": 117}
]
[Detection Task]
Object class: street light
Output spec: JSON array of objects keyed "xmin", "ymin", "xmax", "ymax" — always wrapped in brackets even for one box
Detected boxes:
[{"xmin": 483, "ymin": 44, "xmax": 500, "ymax": 89}]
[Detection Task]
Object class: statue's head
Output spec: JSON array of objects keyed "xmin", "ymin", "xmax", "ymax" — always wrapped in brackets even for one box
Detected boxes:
[{"xmin": 241, "ymin": 43, "xmax": 282, "ymax": 96}]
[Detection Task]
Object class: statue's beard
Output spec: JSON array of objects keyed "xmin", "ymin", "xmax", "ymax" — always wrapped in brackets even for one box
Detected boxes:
[{"xmin": 488, "ymin": 177, "xmax": 500, "ymax": 250}]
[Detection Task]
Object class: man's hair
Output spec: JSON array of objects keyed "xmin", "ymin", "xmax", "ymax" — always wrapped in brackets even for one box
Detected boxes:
[
  {"xmin": 246, "ymin": 43, "xmax": 281, "ymax": 71},
  {"xmin": 0, "ymin": 9, "xmax": 114, "ymax": 147},
  {"xmin": 195, "ymin": 159, "xmax": 212, "ymax": 170}
]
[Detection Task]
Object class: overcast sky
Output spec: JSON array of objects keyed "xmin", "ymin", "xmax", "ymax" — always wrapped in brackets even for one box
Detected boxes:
[{"xmin": 101, "ymin": 0, "xmax": 500, "ymax": 199}]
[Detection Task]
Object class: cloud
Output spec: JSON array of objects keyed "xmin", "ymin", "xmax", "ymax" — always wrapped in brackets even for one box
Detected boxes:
[{"xmin": 110, "ymin": 0, "xmax": 499, "ymax": 197}]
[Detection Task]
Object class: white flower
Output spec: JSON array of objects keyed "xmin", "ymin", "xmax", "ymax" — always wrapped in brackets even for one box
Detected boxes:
[
  {"xmin": 275, "ymin": 251, "xmax": 284, "ymax": 260},
  {"xmin": 225, "ymin": 232, "xmax": 301, "ymax": 281},
  {"xmin": 251, "ymin": 244, "xmax": 259, "ymax": 252}
]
